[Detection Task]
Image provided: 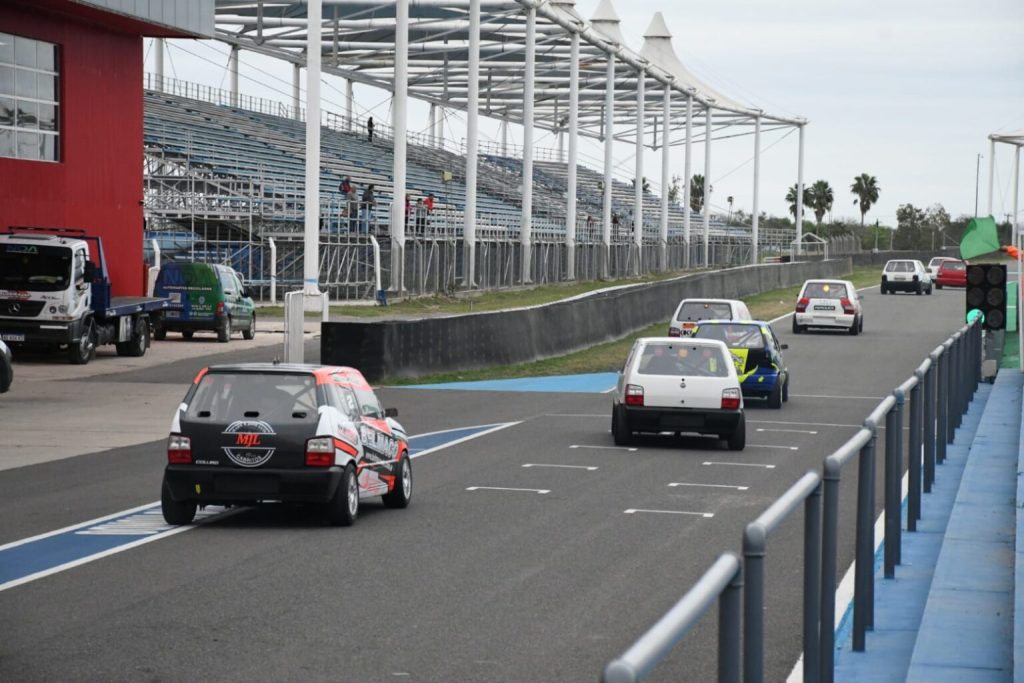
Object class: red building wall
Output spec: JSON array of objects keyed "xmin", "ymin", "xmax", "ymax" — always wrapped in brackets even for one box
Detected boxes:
[{"xmin": 0, "ymin": 6, "xmax": 144, "ymax": 296}]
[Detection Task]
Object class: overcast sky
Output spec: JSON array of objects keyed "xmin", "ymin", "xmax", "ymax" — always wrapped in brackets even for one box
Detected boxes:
[{"xmin": 146, "ymin": 0, "xmax": 1024, "ymax": 226}]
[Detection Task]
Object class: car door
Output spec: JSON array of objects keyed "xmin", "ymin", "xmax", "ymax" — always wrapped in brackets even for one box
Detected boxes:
[
  {"xmin": 231, "ymin": 272, "xmax": 254, "ymax": 327},
  {"xmin": 352, "ymin": 385, "xmax": 399, "ymax": 494}
]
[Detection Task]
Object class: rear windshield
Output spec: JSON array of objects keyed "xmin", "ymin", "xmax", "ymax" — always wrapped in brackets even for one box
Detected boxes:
[
  {"xmin": 929, "ymin": 258, "xmax": 949, "ymax": 267},
  {"xmin": 187, "ymin": 373, "xmax": 319, "ymax": 423},
  {"xmin": 692, "ymin": 323, "xmax": 765, "ymax": 349},
  {"xmin": 676, "ymin": 301, "xmax": 733, "ymax": 322},
  {"xmin": 885, "ymin": 261, "xmax": 915, "ymax": 273},
  {"xmin": 941, "ymin": 261, "xmax": 966, "ymax": 271},
  {"xmin": 637, "ymin": 343, "xmax": 729, "ymax": 377},
  {"xmin": 802, "ymin": 282, "xmax": 848, "ymax": 299}
]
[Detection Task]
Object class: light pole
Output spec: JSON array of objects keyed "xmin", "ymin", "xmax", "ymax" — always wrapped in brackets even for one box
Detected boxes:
[{"xmin": 975, "ymin": 153, "xmax": 982, "ymax": 217}]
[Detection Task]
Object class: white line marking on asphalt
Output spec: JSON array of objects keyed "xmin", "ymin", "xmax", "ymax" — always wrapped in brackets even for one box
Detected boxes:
[
  {"xmin": 757, "ymin": 428, "xmax": 818, "ymax": 435},
  {"xmin": 702, "ymin": 461, "xmax": 776, "ymax": 469},
  {"xmin": 522, "ymin": 464, "xmax": 599, "ymax": 471},
  {"xmin": 668, "ymin": 482, "xmax": 749, "ymax": 491},
  {"xmin": 410, "ymin": 421, "xmax": 521, "ymax": 459},
  {"xmin": 466, "ymin": 486, "xmax": 550, "ymax": 494},
  {"xmin": 0, "ymin": 501, "xmax": 162, "ymax": 552},
  {"xmin": 750, "ymin": 419, "xmax": 907, "ymax": 431},
  {"xmin": 791, "ymin": 394, "xmax": 883, "ymax": 400},
  {"xmin": 569, "ymin": 444, "xmax": 637, "ymax": 452},
  {"xmin": 749, "ymin": 444, "xmax": 800, "ymax": 451},
  {"xmin": 624, "ymin": 509, "xmax": 715, "ymax": 518}
]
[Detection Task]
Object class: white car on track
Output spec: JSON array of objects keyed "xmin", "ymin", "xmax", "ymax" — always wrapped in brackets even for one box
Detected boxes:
[
  {"xmin": 612, "ymin": 337, "xmax": 745, "ymax": 450},
  {"xmin": 927, "ymin": 256, "xmax": 959, "ymax": 279},
  {"xmin": 881, "ymin": 259, "xmax": 933, "ymax": 295},
  {"xmin": 792, "ymin": 279, "xmax": 863, "ymax": 335},
  {"xmin": 668, "ymin": 298, "xmax": 752, "ymax": 337}
]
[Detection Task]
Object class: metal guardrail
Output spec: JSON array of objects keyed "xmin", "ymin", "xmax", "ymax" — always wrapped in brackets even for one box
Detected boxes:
[{"xmin": 601, "ymin": 317, "xmax": 983, "ymax": 683}]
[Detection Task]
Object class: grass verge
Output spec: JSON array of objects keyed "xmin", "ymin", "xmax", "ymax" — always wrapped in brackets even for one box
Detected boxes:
[{"xmin": 387, "ymin": 265, "xmax": 881, "ymax": 385}]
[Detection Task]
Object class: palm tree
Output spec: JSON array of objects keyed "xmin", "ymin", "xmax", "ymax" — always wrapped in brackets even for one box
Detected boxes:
[
  {"xmin": 809, "ymin": 180, "xmax": 833, "ymax": 225},
  {"xmin": 786, "ymin": 184, "xmax": 811, "ymax": 219},
  {"xmin": 851, "ymin": 173, "xmax": 880, "ymax": 225},
  {"xmin": 690, "ymin": 174, "xmax": 705, "ymax": 213}
]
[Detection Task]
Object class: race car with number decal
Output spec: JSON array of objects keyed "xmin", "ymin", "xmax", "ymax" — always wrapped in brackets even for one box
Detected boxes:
[
  {"xmin": 690, "ymin": 320, "xmax": 789, "ymax": 409},
  {"xmin": 161, "ymin": 363, "xmax": 411, "ymax": 527}
]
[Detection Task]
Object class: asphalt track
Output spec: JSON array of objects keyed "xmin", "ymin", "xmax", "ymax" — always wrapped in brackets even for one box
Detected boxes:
[{"xmin": 0, "ymin": 284, "xmax": 967, "ymax": 682}]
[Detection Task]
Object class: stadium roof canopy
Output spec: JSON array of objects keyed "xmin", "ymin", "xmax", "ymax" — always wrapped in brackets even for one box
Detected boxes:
[
  {"xmin": 991, "ymin": 130, "xmax": 1024, "ymax": 147},
  {"xmin": 211, "ymin": 0, "xmax": 807, "ymax": 145}
]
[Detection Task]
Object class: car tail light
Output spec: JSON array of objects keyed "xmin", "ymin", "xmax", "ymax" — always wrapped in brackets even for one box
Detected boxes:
[
  {"xmin": 215, "ymin": 301, "xmax": 225, "ymax": 318},
  {"xmin": 625, "ymin": 384, "xmax": 644, "ymax": 407},
  {"xmin": 796, "ymin": 297, "xmax": 809, "ymax": 313},
  {"xmin": 305, "ymin": 436, "xmax": 335, "ymax": 467},
  {"xmin": 668, "ymin": 327, "xmax": 681, "ymax": 337},
  {"xmin": 840, "ymin": 298, "xmax": 855, "ymax": 315},
  {"xmin": 167, "ymin": 434, "xmax": 192, "ymax": 464},
  {"xmin": 721, "ymin": 388, "xmax": 741, "ymax": 410}
]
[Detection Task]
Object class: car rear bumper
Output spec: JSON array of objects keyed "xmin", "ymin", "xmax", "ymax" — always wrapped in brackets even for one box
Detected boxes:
[
  {"xmin": 882, "ymin": 278, "xmax": 925, "ymax": 291},
  {"xmin": 623, "ymin": 405, "xmax": 742, "ymax": 435},
  {"xmin": 164, "ymin": 465, "xmax": 343, "ymax": 504},
  {"xmin": 795, "ymin": 311, "xmax": 855, "ymax": 328},
  {"xmin": 741, "ymin": 371, "xmax": 781, "ymax": 396},
  {"xmin": 935, "ymin": 277, "xmax": 965, "ymax": 287}
]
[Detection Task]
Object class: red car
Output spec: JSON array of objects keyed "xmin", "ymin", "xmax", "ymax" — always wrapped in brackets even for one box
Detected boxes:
[{"xmin": 935, "ymin": 260, "xmax": 967, "ymax": 289}]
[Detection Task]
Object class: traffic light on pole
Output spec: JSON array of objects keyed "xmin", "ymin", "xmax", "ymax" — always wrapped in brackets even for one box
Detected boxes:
[{"xmin": 965, "ymin": 263, "xmax": 1007, "ymax": 330}]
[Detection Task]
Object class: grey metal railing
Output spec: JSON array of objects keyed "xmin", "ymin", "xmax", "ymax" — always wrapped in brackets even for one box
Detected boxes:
[{"xmin": 601, "ymin": 317, "xmax": 984, "ymax": 683}]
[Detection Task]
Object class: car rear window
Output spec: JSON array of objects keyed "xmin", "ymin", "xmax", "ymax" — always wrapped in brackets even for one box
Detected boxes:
[
  {"xmin": 885, "ymin": 261, "xmax": 914, "ymax": 273},
  {"xmin": 693, "ymin": 323, "xmax": 765, "ymax": 349},
  {"xmin": 637, "ymin": 343, "xmax": 729, "ymax": 377},
  {"xmin": 676, "ymin": 301, "xmax": 733, "ymax": 322},
  {"xmin": 803, "ymin": 282, "xmax": 848, "ymax": 299},
  {"xmin": 941, "ymin": 261, "xmax": 966, "ymax": 271},
  {"xmin": 187, "ymin": 373, "xmax": 319, "ymax": 423}
]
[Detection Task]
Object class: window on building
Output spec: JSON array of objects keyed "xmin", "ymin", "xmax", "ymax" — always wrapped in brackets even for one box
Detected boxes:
[{"xmin": 0, "ymin": 33, "xmax": 60, "ymax": 162}]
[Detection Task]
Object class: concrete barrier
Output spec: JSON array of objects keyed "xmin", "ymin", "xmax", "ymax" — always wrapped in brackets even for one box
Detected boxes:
[
  {"xmin": 851, "ymin": 250, "xmax": 957, "ymax": 268},
  {"xmin": 322, "ymin": 258, "xmax": 854, "ymax": 381}
]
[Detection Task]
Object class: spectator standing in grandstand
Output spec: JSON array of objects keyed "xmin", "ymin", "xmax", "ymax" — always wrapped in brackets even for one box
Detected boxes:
[
  {"xmin": 415, "ymin": 198, "xmax": 428, "ymax": 234},
  {"xmin": 612, "ymin": 213, "xmax": 620, "ymax": 238},
  {"xmin": 340, "ymin": 176, "xmax": 352, "ymax": 195},
  {"xmin": 405, "ymin": 195, "xmax": 412, "ymax": 230},
  {"xmin": 346, "ymin": 182, "xmax": 358, "ymax": 231},
  {"xmin": 423, "ymin": 193, "xmax": 435, "ymax": 233},
  {"xmin": 367, "ymin": 116, "xmax": 375, "ymax": 142},
  {"xmin": 586, "ymin": 214, "xmax": 595, "ymax": 237},
  {"xmin": 360, "ymin": 184, "xmax": 377, "ymax": 233}
]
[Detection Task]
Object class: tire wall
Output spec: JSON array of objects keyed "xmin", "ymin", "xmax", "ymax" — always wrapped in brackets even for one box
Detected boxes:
[{"xmin": 323, "ymin": 258, "xmax": 854, "ymax": 381}]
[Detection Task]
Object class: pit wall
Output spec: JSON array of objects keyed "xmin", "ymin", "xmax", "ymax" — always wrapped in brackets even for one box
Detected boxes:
[{"xmin": 323, "ymin": 258, "xmax": 863, "ymax": 382}]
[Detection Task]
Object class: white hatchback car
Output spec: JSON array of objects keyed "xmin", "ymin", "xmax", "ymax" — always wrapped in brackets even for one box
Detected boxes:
[
  {"xmin": 793, "ymin": 279, "xmax": 864, "ymax": 335},
  {"xmin": 612, "ymin": 337, "xmax": 745, "ymax": 450},
  {"xmin": 668, "ymin": 298, "xmax": 752, "ymax": 337},
  {"xmin": 881, "ymin": 259, "xmax": 933, "ymax": 295},
  {"xmin": 927, "ymin": 256, "xmax": 958, "ymax": 279}
]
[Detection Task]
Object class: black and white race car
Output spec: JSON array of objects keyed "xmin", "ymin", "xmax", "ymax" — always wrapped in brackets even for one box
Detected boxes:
[{"xmin": 161, "ymin": 363, "xmax": 411, "ymax": 527}]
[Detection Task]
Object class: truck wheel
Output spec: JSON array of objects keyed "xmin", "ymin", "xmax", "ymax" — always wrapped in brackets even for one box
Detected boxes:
[
  {"xmin": 382, "ymin": 455, "xmax": 413, "ymax": 509},
  {"xmin": 217, "ymin": 317, "xmax": 231, "ymax": 343},
  {"xmin": 161, "ymin": 478, "xmax": 197, "ymax": 525},
  {"xmin": 153, "ymin": 326, "xmax": 166, "ymax": 341},
  {"xmin": 68, "ymin": 318, "xmax": 96, "ymax": 365},
  {"xmin": 326, "ymin": 465, "xmax": 359, "ymax": 527},
  {"xmin": 242, "ymin": 314, "xmax": 256, "ymax": 340},
  {"xmin": 182, "ymin": 331, "xmax": 194, "ymax": 340},
  {"xmin": 726, "ymin": 414, "xmax": 746, "ymax": 451},
  {"xmin": 116, "ymin": 317, "xmax": 149, "ymax": 357}
]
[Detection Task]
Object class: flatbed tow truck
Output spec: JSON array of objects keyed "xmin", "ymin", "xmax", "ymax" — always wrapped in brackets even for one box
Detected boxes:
[{"xmin": 0, "ymin": 227, "xmax": 169, "ymax": 364}]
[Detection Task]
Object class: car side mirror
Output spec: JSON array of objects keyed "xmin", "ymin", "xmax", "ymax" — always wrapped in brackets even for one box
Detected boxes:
[
  {"xmin": 384, "ymin": 407, "xmax": 399, "ymax": 418},
  {"xmin": 781, "ymin": 344, "xmax": 789, "ymax": 350},
  {"xmin": 83, "ymin": 260, "xmax": 97, "ymax": 283}
]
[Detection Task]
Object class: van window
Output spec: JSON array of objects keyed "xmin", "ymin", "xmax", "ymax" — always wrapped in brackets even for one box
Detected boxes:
[{"xmin": 676, "ymin": 301, "xmax": 733, "ymax": 322}]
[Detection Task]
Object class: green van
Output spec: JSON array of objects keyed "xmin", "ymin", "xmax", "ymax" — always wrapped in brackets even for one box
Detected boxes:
[{"xmin": 152, "ymin": 263, "xmax": 256, "ymax": 343}]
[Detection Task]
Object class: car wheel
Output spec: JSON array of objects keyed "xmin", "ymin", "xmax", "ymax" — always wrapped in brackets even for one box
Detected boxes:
[
  {"xmin": 726, "ymin": 414, "xmax": 746, "ymax": 451},
  {"xmin": 935, "ymin": 283, "xmax": 943, "ymax": 290},
  {"xmin": 327, "ymin": 464, "xmax": 359, "ymax": 527},
  {"xmin": 782, "ymin": 375, "xmax": 790, "ymax": 402},
  {"xmin": 182, "ymin": 331, "xmax": 194, "ymax": 340},
  {"xmin": 927, "ymin": 284, "xmax": 933, "ymax": 295},
  {"xmin": 859, "ymin": 316, "xmax": 865, "ymax": 333},
  {"xmin": 768, "ymin": 382, "xmax": 783, "ymax": 409},
  {"xmin": 880, "ymin": 283, "xmax": 887, "ymax": 295},
  {"xmin": 849, "ymin": 316, "xmax": 860, "ymax": 336},
  {"xmin": 612, "ymin": 404, "xmax": 632, "ymax": 446},
  {"xmin": 242, "ymin": 314, "xmax": 256, "ymax": 340},
  {"xmin": 915, "ymin": 282, "xmax": 922, "ymax": 295},
  {"xmin": 161, "ymin": 478, "xmax": 197, "ymax": 525},
  {"xmin": 792, "ymin": 318, "xmax": 803, "ymax": 334},
  {"xmin": 382, "ymin": 455, "xmax": 413, "ymax": 509},
  {"xmin": 68, "ymin": 318, "xmax": 96, "ymax": 365},
  {"xmin": 217, "ymin": 317, "xmax": 231, "ymax": 343}
]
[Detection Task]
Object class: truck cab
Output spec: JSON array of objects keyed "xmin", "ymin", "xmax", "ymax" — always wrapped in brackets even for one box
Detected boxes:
[{"xmin": 0, "ymin": 227, "xmax": 168, "ymax": 364}]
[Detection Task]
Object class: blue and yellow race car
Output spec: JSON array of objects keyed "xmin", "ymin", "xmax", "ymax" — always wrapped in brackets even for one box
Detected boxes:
[{"xmin": 690, "ymin": 320, "xmax": 790, "ymax": 408}]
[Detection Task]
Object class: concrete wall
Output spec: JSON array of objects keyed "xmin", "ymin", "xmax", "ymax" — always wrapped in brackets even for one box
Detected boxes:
[{"xmin": 323, "ymin": 259, "xmax": 854, "ymax": 381}]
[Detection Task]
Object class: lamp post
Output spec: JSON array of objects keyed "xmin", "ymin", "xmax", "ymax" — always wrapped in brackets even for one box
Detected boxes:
[{"xmin": 975, "ymin": 153, "xmax": 982, "ymax": 217}]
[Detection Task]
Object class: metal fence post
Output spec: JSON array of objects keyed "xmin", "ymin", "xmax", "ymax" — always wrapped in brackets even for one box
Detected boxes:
[
  {"xmin": 743, "ymin": 523, "xmax": 767, "ymax": 683},
  {"xmin": 720, "ymin": 567, "xmax": 743, "ymax": 683},
  {"xmin": 953, "ymin": 331, "xmax": 964, "ymax": 428},
  {"xmin": 925, "ymin": 350, "xmax": 938, "ymax": 491},
  {"xmin": 804, "ymin": 484, "xmax": 822, "ymax": 683},
  {"xmin": 853, "ymin": 421, "xmax": 876, "ymax": 651},
  {"xmin": 937, "ymin": 344, "xmax": 949, "ymax": 463},
  {"xmin": 945, "ymin": 336, "xmax": 957, "ymax": 443},
  {"xmin": 819, "ymin": 456, "xmax": 841, "ymax": 683},
  {"xmin": 908, "ymin": 374, "xmax": 923, "ymax": 530},
  {"xmin": 884, "ymin": 390, "xmax": 901, "ymax": 578}
]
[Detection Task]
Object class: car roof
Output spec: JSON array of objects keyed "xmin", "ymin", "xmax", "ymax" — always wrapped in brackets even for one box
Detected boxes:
[
  {"xmin": 695, "ymin": 319, "xmax": 772, "ymax": 326},
  {"xmin": 803, "ymin": 279, "xmax": 852, "ymax": 285},
  {"xmin": 677, "ymin": 298, "xmax": 743, "ymax": 305}
]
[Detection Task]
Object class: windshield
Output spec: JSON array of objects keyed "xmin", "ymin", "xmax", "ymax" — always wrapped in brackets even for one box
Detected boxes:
[
  {"xmin": 0, "ymin": 244, "xmax": 73, "ymax": 292},
  {"xmin": 693, "ymin": 323, "xmax": 765, "ymax": 349},
  {"xmin": 187, "ymin": 373, "xmax": 319, "ymax": 423},
  {"xmin": 803, "ymin": 282, "xmax": 848, "ymax": 299},
  {"xmin": 637, "ymin": 342, "xmax": 729, "ymax": 377},
  {"xmin": 676, "ymin": 301, "xmax": 733, "ymax": 322}
]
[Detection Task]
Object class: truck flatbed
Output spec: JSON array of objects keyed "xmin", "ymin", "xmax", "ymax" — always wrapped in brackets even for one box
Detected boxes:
[{"xmin": 103, "ymin": 296, "xmax": 169, "ymax": 319}]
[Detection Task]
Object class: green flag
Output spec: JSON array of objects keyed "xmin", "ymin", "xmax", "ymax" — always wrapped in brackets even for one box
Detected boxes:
[{"xmin": 959, "ymin": 216, "xmax": 1000, "ymax": 260}]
